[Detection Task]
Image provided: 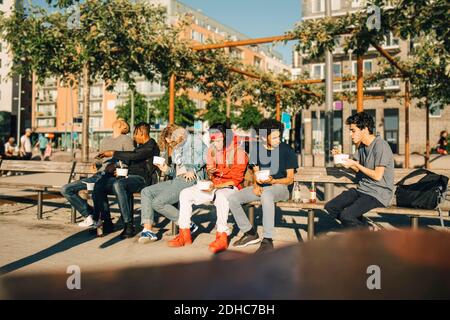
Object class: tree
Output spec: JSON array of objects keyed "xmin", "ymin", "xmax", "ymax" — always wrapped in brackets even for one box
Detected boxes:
[
  {"xmin": 0, "ymin": 0, "xmax": 191, "ymax": 160},
  {"xmin": 151, "ymin": 91, "xmax": 197, "ymax": 127},
  {"xmin": 115, "ymin": 91, "xmax": 151, "ymax": 125},
  {"xmin": 235, "ymin": 103, "xmax": 263, "ymax": 131},
  {"xmin": 202, "ymin": 98, "xmax": 235, "ymax": 125}
]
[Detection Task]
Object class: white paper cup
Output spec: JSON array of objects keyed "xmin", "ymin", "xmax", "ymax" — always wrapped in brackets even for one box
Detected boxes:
[
  {"xmin": 153, "ymin": 156, "xmax": 165, "ymax": 166},
  {"xmin": 256, "ymin": 170, "xmax": 270, "ymax": 181},
  {"xmin": 334, "ymin": 154, "xmax": 350, "ymax": 166},
  {"xmin": 197, "ymin": 180, "xmax": 212, "ymax": 191},
  {"xmin": 83, "ymin": 182, "xmax": 95, "ymax": 191},
  {"xmin": 116, "ymin": 168, "xmax": 129, "ymax": 177}
]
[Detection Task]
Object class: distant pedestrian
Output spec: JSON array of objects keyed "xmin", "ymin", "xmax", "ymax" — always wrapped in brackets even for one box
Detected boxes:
[
  {"xmin": 37, "ymin": 133, "xmax": 48, "ymax": 158},
  {"xmin": 437, "ymin": 130, "xmax": 448, "ymax": 155},
  {"xmin": 20, "ymin": 128, "xmax": 33, "ymax": 160}
]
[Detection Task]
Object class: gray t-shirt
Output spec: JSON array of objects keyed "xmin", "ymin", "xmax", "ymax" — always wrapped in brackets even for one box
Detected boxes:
[
  {"xmin": 353, "ymin": 135, "xmax": 394, "ymax": 207},
  {"xmin": 97, "ymin": 134, "xmax": 134, "ymax": 171}
]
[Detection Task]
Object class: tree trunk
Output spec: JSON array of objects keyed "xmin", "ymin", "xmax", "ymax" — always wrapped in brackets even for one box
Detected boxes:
[
  {"xmin": 425, "ymin": 99, "xmax": 430, "ymax": 169},
  {"xmin": 81, "ymin": 64, "xmax": 90, "ymax": 162}
]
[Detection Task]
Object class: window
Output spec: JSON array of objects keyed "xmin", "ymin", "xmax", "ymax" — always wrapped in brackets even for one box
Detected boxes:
[
  {"xmin": 37, "ymin": 104, "xmax": 56, "ymax": 117},
  {"xmin": 89, "ymin": 117, "xmax": 103, "ymax": 129},
  {"xmin": 311, "ymin": 0, "xmax": 325, "ymax": 13},
  {"xmin": 230, "ymin": 47, "xmax": 244, "ymax": 60},
  {"xmin": 351, "ymin": 60, "xmax": 372, "ymax": 76},
  {"xmin": 191, "ymin": 30, "xmax": 205, "ymax": 43},
  {"xmin": 332, "ymin": 110, "xmax": 343, "ymax": 151},
  {"xmin": 384, "ymin": 32, "xmax": 400, "ymax": 47},
  {"xmin": 37, "ymin": 118, "xmax": 55, "ymax": 128},
  {"xmin": 384, "ymin": 109, "xmax": 399, "ymax": 153},
  {"xmin": 429, "ymin": 103, "xmax": 442, "ymax": 118},
  {"xmin": 90, "ymin": 86, "xmax": 103, "ymax": 99},
  {"xmin": 90, "ymin": 102, "xmax": 102, "ymax": 114},
  {"xmin": 254, "ymin": 56, "xmax": 262, "ymax": 68},
  {"xmin": 312, "ymin": 111, "xmax": 325, "ymax": 154},
  {"xmin": 333, "ymin": 63, "xmax": 342, "ymax": 90},
  {"xmin": 364, "ymin": 60, "xmax": 372, "ymax": 75},
  {"xmin": 332, "ymin": 0, "xmax": 341, "ymax": 10},
  {"xmin": 311, "ymin": 63, "xmax": 325, "ymax": 79},
  {"xmin": 351, "ymin": 0, "xmax": 364, "ymax": 8}
]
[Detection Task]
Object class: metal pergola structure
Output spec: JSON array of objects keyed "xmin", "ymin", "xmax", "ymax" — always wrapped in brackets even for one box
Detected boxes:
[{"xmin": 167, "ymin": 32, "xmax": 414, "ymax": 168}]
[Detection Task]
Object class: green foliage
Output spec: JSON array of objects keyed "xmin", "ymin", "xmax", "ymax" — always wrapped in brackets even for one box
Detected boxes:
[
  {"xmin": 287, "ymin": 0, "xmax": 450, "ymax": 107},
  {"xmin": 115, "ymin": 91, "xmax": 151, "ymax": 125},
  {"xmin": 202, "ymin": 99, "xmax": 229, "ymax": 125},
  {"xmin": 235, "ymin": 103, "xmax": 263, "ymax": 131},
  {"xmin": 150, "ymin": 91, "xmax": 197, "ymax": 127}
]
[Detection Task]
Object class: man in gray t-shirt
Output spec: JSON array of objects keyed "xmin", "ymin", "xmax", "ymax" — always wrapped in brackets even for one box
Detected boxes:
[{"xmin": 325, "ymin": 112, "xmax": 394, "ymax": 229}]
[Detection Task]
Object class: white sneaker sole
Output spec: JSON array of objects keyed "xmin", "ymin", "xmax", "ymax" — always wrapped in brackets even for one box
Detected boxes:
[
  {"xmin": 138, "ymin": 237, "xmax": 157, "ymax": 244},
  {"xmin": 234, "ymin": 238, "xmax": 261, "ymax": 248}
]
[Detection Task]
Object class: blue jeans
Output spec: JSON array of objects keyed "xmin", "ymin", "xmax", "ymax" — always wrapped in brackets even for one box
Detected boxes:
[
  {"xmin": 140, "ymin": 177, "xmax": 194, "ymax": 226},
  {"xmin": 60, "ymin": 174, "xmax": 101, "ymax": 218},
  {"xmin": 92, "ymin": 174, "xmax": 146, "ymax": 224},
  {"xmin": 228, "ymin": 185, "xmax": 290, "ymax": 239}
]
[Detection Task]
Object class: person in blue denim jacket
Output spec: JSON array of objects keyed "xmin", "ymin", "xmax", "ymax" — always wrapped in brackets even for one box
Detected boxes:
[{"xmin": 139, "ymin": 125, "xmax": 208, "ymax": 243}]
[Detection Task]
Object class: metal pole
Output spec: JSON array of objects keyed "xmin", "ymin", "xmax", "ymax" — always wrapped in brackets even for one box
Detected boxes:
[
  {"xmin": 405, "ymin": 80, "xmax": 411, "ymax": 168},
  {"xmin": 324, "ymin": 0, "xmax": 334, "ymax": 167},
  {"xmin": 69, "ymin": 85, "xmax": 74, "ymax": 154},
  {"xmin": 16, "ymin": 74, "xmax": 22, "ymax": 142},
  {"xmin": 425, "ymin": 99, "xmax": 430, "ymax": 169},
  {"xmin": 130, "ymin": 90, "xmax": 135, "ymax": 134},
  {"xmin": 169, "ymin": 74, "xmax": 175, "ymax": 125},
  {"xmin": 226, "ymin": 92, "xmax": 232, "ymax": 127},
  {"xmin": 276, "ymin": 94, "xmax": 281, "ymax": 121},
  {"xmin": 81, "ymin": 64, "xmax": 90, "ymax": 162},
  {"xmin": 356, "ymin": 55, "xmax": 364, "ymax": 112}
]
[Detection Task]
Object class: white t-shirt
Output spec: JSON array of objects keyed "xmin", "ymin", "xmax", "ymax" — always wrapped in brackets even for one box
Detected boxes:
[{"xmin": 20, "ymin": 135, "xmax": 32, "ymax": 153}]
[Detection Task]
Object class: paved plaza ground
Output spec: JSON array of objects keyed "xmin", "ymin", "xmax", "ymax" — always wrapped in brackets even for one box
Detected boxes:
[{"xmin": 0, "ymin": 182, "xmax": 448, "ymax": 278}]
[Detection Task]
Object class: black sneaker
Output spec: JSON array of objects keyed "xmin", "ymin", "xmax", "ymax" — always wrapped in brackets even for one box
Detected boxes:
[
  {"xmin": 119, "ymin": 223, "xmax": 135, "ymax": 239},
  {"xmin": 233, "ymin": 231, "xmax": 261, "ymax": 248},
  {"xmin": 254, "ymin": 238, "xmax": 274, "ymax": 254},
  {"xmin": 103, "ymin": 220, "xmax": 115, "ymax": 234}
]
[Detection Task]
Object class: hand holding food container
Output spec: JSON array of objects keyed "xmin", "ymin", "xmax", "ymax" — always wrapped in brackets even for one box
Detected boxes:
[
  {"xmin": 333, "ymin": 154, "xmax": 350, "ymax": 167},
  {"xmin": 115, "ymin": 161, "xmax": 128, "ymax": 178},
  {"xmin": 255, "ymin": 169, "xmax": 272, "ymax": 184},
  {"xmin": 197, "ymin": 180, "xmax": 214, "ymax": 192}
]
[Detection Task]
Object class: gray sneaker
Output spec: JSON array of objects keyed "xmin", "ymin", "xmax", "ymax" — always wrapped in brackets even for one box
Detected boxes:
[{"xmin": 233, "ymin": 232, "xmax": 260, "ymax": 248}]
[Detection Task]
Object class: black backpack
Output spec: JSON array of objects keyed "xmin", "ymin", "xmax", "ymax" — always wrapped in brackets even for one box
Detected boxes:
[{"xmin": 395, "ymin": 169, "xmax": 449, "ymax": 210}]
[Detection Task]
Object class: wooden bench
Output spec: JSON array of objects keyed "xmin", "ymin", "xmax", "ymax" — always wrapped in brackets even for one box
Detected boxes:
[
  {"xmin": 246, "ymin": 167, "xmax": 450, "ymax": 240},
  {"xmin": 0, "ymin": 159, "xmax": 93, "ymax": 221}
]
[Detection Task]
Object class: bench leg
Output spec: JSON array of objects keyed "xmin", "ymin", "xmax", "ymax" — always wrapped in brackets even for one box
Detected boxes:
[
  {"xmin": 71, "ymin": 207, "xmax": 77, "ymax": 224},
  {"xmin": 171, "ymin": 221, "xmax": 178, "ymax": 236},
  {"xmin": 37, "ymin": 191, "xmax": 43, "ymax": 220},
  {"xmin": 410, "ymin": 216, "xmax": 419, "ymax": 230},
  {"xmin": 307, "ymin": 209, "xmax": 315, "ymax": 241},
  {"xmin": 248, "ymin": 206, "xmax": 255, "ymax": 228}
]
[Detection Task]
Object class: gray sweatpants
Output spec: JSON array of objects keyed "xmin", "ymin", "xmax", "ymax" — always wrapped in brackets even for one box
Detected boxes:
[
  {"xmin": 140, "ymin": 177, "xmax": 195, "ymax": 226},
  {"xmin": 228, "ymin": 184, "xmax": 290, "ymax": 239}
]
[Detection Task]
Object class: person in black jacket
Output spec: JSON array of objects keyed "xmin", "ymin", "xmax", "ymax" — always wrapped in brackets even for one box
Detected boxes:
[{"xmin": 94, "ymin": 122, "xmax": 160, "ymax": 238}]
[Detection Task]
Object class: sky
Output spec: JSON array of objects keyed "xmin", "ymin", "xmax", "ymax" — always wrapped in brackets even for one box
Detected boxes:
[
  {"xmin": 32, "ymin": 0, "xmax": 302, "ymax": 65},
  {"xmin": 179, "ymin": 0, "xmax": 302, "ymax": 65}
]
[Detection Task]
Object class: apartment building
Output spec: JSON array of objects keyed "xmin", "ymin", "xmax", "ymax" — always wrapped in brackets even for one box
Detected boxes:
[
  {"xmin": 0, "ymin": 0, "xmax": 32, "ymax": 140},
  {"xmin": 294, "ymin": 0, "xmax": 449, "ymax": 157},
  {"xmin": 32, "ymin": 0, "xmax": 292, "ymax": 150}
]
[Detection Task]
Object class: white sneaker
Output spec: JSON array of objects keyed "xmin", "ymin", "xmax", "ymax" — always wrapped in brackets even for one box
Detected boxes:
[{"xmin": 78, "ymin": 215, "xmax": 94, "ymax": 227}]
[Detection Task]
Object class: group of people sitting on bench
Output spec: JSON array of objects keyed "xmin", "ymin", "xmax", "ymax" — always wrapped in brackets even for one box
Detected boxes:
[{"xmin": 61, "ymin": 111, "xmax": 394, "ymax": 254}]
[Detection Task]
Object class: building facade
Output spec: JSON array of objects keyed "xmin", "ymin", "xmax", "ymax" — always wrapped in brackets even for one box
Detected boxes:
[
  {"xmin": 0, "ymin": 0, "xmax": 32, "ymax": 140},
  {"xmin": 31, "ymin": 0, "xmax": 292, "ymax": 151},
  {"xmin": 294, "ymin": 0, "xmax": 450, "ymax": 158}
]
